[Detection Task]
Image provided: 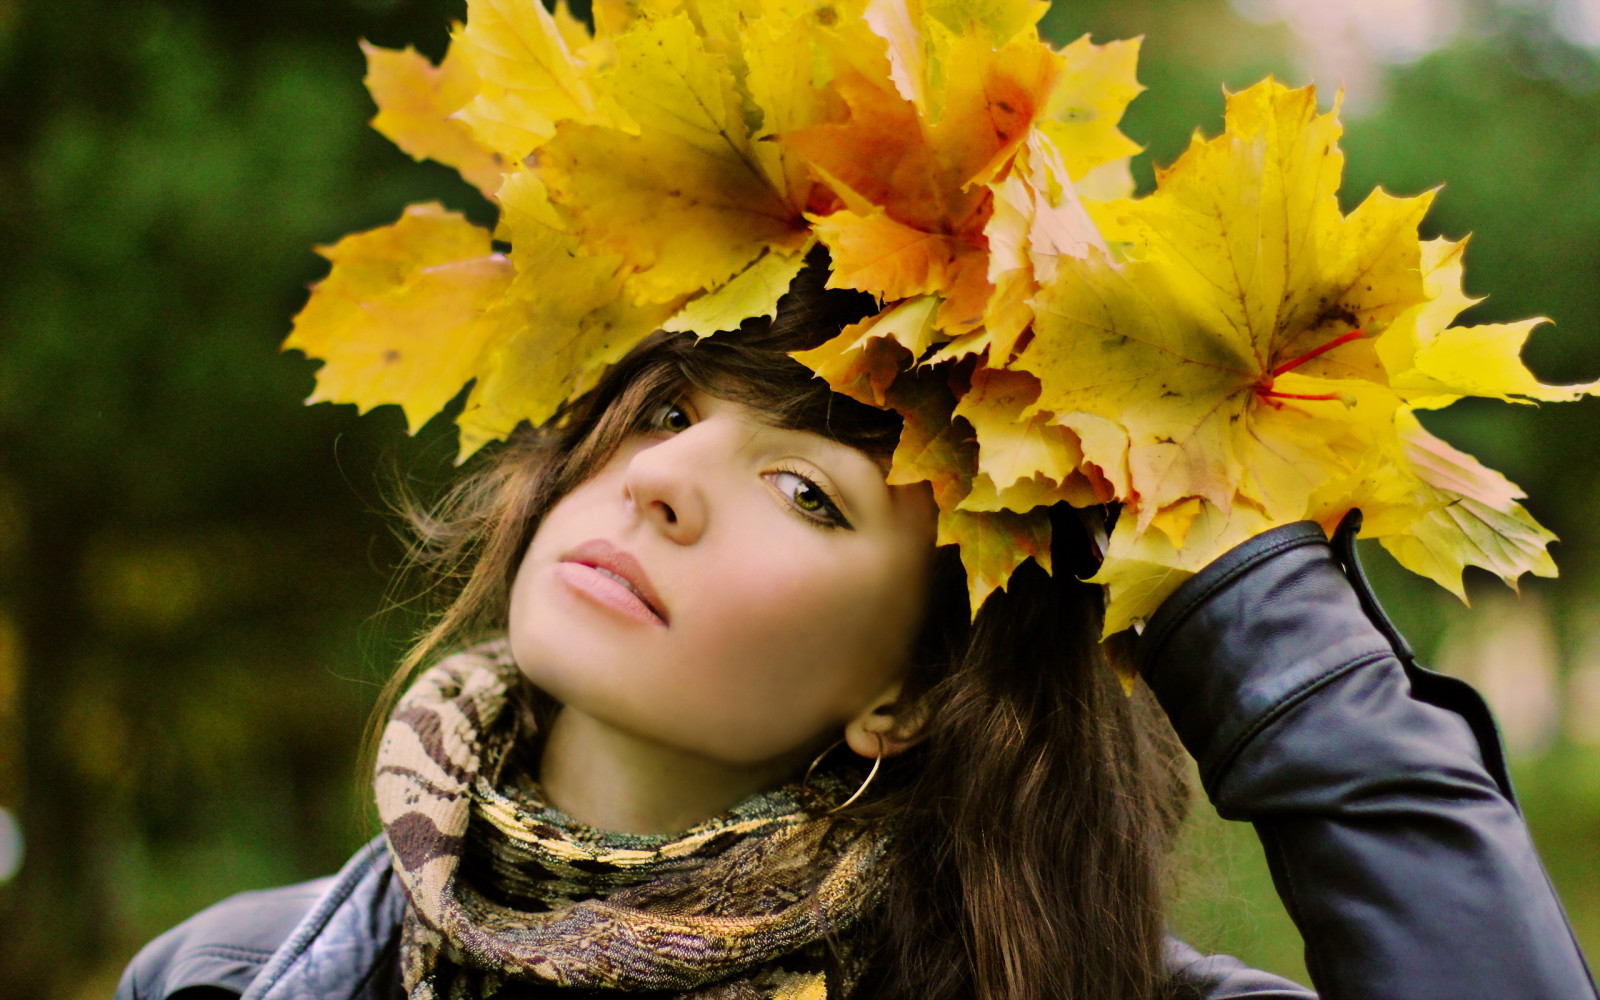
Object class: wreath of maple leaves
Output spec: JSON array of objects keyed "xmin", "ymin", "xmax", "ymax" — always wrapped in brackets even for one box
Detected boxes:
[{"xmin": 285, "ymin": 0, "xmax": 1596, "ymax": 630}]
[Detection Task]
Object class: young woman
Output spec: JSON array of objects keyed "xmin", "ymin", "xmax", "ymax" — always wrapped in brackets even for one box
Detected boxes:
[
  {"xmin": 109, "ymin": 249, "xmax": 1587, "ymax": 998},
  {"xmin": 115, "ymin": 264, "xmax": 1597, "ymax": 1000}
]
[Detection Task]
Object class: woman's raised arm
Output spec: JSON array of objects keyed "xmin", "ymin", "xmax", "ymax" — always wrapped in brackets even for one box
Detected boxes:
[{"xmin": 1138, "ymin": 515, "xmax": 1598, "ymax": 1000}]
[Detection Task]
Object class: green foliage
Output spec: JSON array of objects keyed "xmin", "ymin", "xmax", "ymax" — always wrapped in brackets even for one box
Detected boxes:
[{"xmin": 0, "ymin": 0, "xmax": 472, "ymax": 991}]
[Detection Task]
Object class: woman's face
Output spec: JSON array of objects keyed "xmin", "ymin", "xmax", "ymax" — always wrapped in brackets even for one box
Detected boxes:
[{"xmin": 508, "ymin": 389, "xmax": 938, "ymax": 766}]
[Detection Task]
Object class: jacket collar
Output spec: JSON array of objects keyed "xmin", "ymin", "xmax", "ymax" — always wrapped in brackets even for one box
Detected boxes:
[{"xmin": 243, "ymin": 836, "xmax": 404, "ymax": 1000}]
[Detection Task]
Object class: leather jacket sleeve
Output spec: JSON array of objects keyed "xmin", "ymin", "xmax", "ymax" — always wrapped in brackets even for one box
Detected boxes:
[{"xmin": 1138, "ymin": 518, "xmax": 1598, "ymax": 1000}]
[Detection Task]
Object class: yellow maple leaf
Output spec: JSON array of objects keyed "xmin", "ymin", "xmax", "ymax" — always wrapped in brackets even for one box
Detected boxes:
[
  {"xmin": 1380, "ymin": 416, "xmax": 1558, "ymax": 600},
  {"xmin": 866, "ymin": 0, "xmax": 1048, "ymax": 120},
  {"xmin": 950, "ymin": 365, "xmax": 1109, "ymax": 520},
  {"xmin": 784, "ymin": 67, "xmax": 988, "ymax": 239},
  {"xmin": 457, "ymin": 170, "xmax": 678, "ymax": 457},
  {"xmin": 982, "ymin": 130, "xmax": 1104, "ymax": 361},
  {"xmin": 740, "ymin": 6, "xmax": 855, "ymax": 210},
  {"xmin": 304, "ymin": 1, "xmax": 1599, "ymax": 642},
  {"xmin": 928, "ymin": 27, "xmax": 1063, "ymax": 188},
  {"xmin": 550, "ymin": 0, "xmax": 597, "ymax": 52},
  {"xmin": 784, "ymin": 14, "xmax": 1081, "ymax": 332},
  {"xmin": 985, "ymin": 134, "xmax": 1103, "ymax": 288},
  {"xmin": 1018, "ymin": 81, "xmax": 1430, "ymax": 533},
  {"xmin": 1380, "ymin": 239, "xmax": 1600, "ymax": 407},
  {"xmin": 661, "ymin": 244, "xmax": 814, "ymax": 337},
  {"xmin": 1074, "ymin": 157, "xmax": 1137, "ymax": 202},
  {"xmin": 1090, "ymin": 499, "xmax": 1278, "ymax": 635},
  {"xmin": 797, "ymin": 299, "xmax": 1089, "ymax": 602},
  {"xmin": 958, "ymin": 472, "xmax": 1103, "ymax": 515},
  {"xmin": 540, "ymin": 11, "xmax": 809, "ymax": 304},
  {"xmin": 881, "ymin": 370, "xmax": 1053, "ymax": 612},
  {"xmin": 590, "ymin": 0, "xmax": 674, "ymax": 38},
  {"xmin": 811, "ymin": 208, "xmax": 992, "ymax": 329},
  {"xmin": 1040, "ymin": 35, "xmax": 1144, "ymax": 180},
  {"xmin": 768, "ymin": 969, "xmax": 829, "ymax": 1000},
  {"xmin": 789, "ymin": 296, "xmax": 941, "ymax": 407},
  {"xmin": 284, "ymin": 203, "xmax": 514, "ymax": 434},
  {"xmin": 942, "ymin": 507, "xmax": 1054, "ymax": 611},
  {"xmin": 863, "ymin": 0, "xmax": 933, "ymax": 113},
  {"xmin": 784, "ymin": 12, "xmax": 1137, "ymax": 344},
  {"xmin": 1010, "ymin": 78, "xmax": 1594, "ymax": 631},
  {"xmin": 449, "ymin": 0, "xmax": 611, "ymax": 161},
  {"xmin": 362, "ymin": 41, "xmax": 505, "ymax": 198},
  {"xmin": 953, "ymin": 367, "xmax": 1094, "ymax": 502},
  {"xmin": 883, "ymin": 371, "xmax": 971, "ymax": 506}
]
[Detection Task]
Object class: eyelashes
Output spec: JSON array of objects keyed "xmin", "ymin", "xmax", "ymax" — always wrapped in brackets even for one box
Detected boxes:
[
  {"xmin": 647, "ymin": 400, "xmax": 694, "ymax": 433},
  {"xmin": 765, "ymin": 466, "xmax": 852, "ymax": 530}
]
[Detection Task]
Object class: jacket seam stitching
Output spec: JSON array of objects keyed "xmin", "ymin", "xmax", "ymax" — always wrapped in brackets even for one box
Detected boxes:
[
  {"xmin": 1205, "ymin": 647, "xmax": 1390, "ymax": 790},
  {"xmin": 244, "ymin": 840, "xmax": 385, "ymax": 999},
  {"xmin": 188, "ymin": 945, "xmax": 276, "ymax": 962},
  {"xmin": 1143, "ymin": 530, "xmax": 1324, "ymax": 668},
  {"xmin": 1167, "ymin": 533, "xmax": 1320, "ymax": 630}
]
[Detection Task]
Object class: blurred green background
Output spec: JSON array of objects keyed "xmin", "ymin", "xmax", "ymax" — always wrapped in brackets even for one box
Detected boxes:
[{"xmin": 2, "ymin": 0, "xmax": 1598, "ymax": 994}]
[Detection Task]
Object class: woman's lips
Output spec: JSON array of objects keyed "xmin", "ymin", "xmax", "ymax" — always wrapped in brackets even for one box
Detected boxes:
[{"xmin": 557, "ymin": 540, "xmax": 668, "ymax": 627}]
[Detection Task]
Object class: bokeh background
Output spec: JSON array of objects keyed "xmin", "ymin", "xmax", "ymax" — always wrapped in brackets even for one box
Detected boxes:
[{"xmin": 3, "ymin": 0, "xmax": 1599, "ymax": 994}]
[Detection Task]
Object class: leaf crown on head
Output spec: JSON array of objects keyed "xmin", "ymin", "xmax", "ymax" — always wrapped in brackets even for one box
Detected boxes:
[{"xmin": 285, "ymin": 0, "xmax": 1597, "ymax": 631}]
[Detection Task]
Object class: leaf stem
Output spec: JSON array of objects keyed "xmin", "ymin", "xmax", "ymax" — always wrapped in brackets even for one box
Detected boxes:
[{"xmin": 1270, "ymin": 329, "xmax": 1366, "ymax": 378}]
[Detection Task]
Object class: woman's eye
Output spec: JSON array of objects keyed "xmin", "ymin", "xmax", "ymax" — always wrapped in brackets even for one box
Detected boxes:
[
  {"xmin": 766, "ymin": 470, "xmax": 851, "ymax": 529},
  {"xmin": 651, "ymin": 402, "xmax": 692, "ymax": 432}
]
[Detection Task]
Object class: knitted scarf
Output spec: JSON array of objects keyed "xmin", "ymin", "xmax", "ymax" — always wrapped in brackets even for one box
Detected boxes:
[{"xmin": 374, "ymin": 642, "xmax": 887, "ymax": 1000}]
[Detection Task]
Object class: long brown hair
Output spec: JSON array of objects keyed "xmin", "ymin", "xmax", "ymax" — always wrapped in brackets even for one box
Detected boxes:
[{"xmin": 373, "ymin": 259, "xmax": 1189, "ymax": 999}]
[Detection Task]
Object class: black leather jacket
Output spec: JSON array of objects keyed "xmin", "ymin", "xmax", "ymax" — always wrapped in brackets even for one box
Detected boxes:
[{"xmin": 116, "ymin": 521, "xmax": 1600, "ymax": 999}]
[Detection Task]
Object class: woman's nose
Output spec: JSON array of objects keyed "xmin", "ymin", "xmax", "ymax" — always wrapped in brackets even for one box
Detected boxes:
[{"xmin": 621, "ymin": 432, "xmax": 708, "ymax": 544}]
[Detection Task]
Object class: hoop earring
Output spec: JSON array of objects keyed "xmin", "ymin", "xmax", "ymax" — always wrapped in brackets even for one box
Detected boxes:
[{"xmin": 802, "ymin": 732, "xmax": 884, "ymax": 816}]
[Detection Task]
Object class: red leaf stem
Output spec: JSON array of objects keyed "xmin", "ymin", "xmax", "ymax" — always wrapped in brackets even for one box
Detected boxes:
[{"xmin": 1270, "ymin": 329, "xmax": 1366, "ymax": 378}]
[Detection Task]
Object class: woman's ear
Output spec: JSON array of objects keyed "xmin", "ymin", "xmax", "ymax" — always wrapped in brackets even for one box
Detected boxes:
[{"xmin": 843, "ymin": 680, "xmax": 924, "ymax": 760}]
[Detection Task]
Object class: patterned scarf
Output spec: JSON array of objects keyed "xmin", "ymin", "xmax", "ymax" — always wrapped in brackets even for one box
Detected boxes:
[{"xmin": 374, "ymin": 641, "xmax": 887, "ymax": 1000}]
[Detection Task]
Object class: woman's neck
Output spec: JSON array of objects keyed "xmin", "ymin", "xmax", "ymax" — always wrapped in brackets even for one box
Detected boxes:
[{"xmin": 537, "ymin": 707, "xmax": 806, "ymax": 835}]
